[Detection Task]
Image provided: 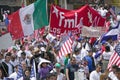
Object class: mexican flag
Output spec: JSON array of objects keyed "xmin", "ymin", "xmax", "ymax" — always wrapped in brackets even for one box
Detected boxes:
[{"xmin": 8, "ymin": 0, "xmax": 48, "ymax": 39}]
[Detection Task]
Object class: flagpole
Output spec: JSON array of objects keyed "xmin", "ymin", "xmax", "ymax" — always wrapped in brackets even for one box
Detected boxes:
[{"xmin": 64, "ymin": 0, "xmax": 67, "ymax": 9}]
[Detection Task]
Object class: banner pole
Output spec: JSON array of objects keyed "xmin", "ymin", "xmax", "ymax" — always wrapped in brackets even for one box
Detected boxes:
[{"xmin": 64, "ymin": 0, "xmax": 67, "ymax": 9}]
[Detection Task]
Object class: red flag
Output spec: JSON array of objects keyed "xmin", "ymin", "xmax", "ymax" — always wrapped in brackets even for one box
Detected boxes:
[
  {"xmin": 7, "ymin": 10, "xmax": 24, "ymax": 40},
  {"xmin": 50, "ymin": 5, "xmax": 106, "ymax": 35},
  {"xmin": 58, "ymin": 33, "xmax": 73, "ymax": 58}
]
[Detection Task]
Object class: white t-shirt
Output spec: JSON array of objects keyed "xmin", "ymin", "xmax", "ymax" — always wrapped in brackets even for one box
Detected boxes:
[
  {"xmin": 102, "ymin": 51, "xmax": 112, "ymax": 60},
  {"xmin": 25, "ymin": 50, "xmax": 33, "ymax": 57},
  {"xmin": 73, "ymin": 54, "xmax": 81, "ymax": 63},
  {"xmin": 9, "ymin": 72, "xmax": 17, "ymax": 80},
  {"xmin": 57, "ymin": 73, "xmax": 65, "ymax": 80},
  {"xmin": 17, "ymin": 50, "xmax": 23, "ymax": 57},
  {"xmin": 50, "ymin": 69, "xmax": 65, "ymax": 80},
  {"xmin": 80, "ymin": 48, "xmax": 88, "ymax": 60},
  {"xmin": 108, "ymin": 71, "xmax": 119, "ymax": 80},
  {"xmin": 90, "ymin": 70, "xmax": 101, "ymax": 80}
]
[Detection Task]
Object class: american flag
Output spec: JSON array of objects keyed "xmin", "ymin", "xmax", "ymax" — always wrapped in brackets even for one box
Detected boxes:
[
  {"xmin": 107, "ymin": 43, "xmax": 120, "ymax": 70},
  {"xmin": 58, "ymin": 32, "xmax": 73, "ymax": 58},
  {"xmin": 30, "ymin": 60, "xmax": 36, "ymax": 80},
  {"xmin": 17, "ymin": 65, "xmax": 23, "ymax": 80}
]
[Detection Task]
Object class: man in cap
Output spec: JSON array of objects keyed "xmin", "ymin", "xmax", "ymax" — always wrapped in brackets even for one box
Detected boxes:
[{"xmin": 50, "ymin": 63, "xmax": 66, "ymax": 80}]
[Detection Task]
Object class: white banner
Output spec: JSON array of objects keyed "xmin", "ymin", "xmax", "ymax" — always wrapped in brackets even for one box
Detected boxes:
[
  {"xmin": 0, "ymin": 33, "xmax": 14, "ymax": 50},
  {"xmin": 46, "ymin": 33, "xmax": 56, "ymax": 42},
  {"xmin": 82, "ymin": 26, "xmax": 106, "ymax": 37}
]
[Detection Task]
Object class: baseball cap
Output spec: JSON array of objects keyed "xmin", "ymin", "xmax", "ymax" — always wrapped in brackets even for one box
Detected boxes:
[{"xmin": 55, "ymin": 63, "xmax": 61, "ymax": 68}]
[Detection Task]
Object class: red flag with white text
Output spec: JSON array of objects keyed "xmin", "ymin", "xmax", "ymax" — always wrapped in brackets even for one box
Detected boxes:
[{"xmin": 50, "ymin": 5, "xmax": 106, "ymax": 35}]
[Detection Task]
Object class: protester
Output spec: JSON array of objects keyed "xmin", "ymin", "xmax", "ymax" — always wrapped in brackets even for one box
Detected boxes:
[
  {"xmin": 102, "ymin": 46, "xmax": 112, "ymax": 72},
  {"xmin": 89, "ymin": 63, "xmax": 102, "ymax": 80},
  {"xmin": 108, "ymin": 65, "xmax": 119, "ymax": 80},
  {"xmin": 66, "ymin": 57, "xmax": 79, "ymax": 80},
  {"xmin": 38, "ymin": 58, "xmax": 53, "ymax": 80},
  {"xmin": 9, "ymin": 65, "xmax": 18, "ymax": 80},
  {"xmin": 84, "ymin": 49, "xmax": 96, "ymax": 73},
  {"xmin": 50, "ymin": 63, "xmax": 66, "ymax": 80},
  {"xmin": 115, "ymin": 67, "xmax": 120, "ymax": 80},
  {"xmin": 24, "ymin": 68, "xmax": 31, "ymax": 80},
  {"xmin": 0, "ymin": 2, "xmax": 120, "ymax": 80},
  {"xmin": 0, "ymin": 53, "xmax": 14, "ymax": 77}
]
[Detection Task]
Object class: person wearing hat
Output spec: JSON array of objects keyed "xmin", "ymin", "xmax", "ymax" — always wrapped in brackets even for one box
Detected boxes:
[
  {"xmin": 38, "ymin": 58, "xmax": 53, "ymax": 80},
  {"xmin": 50, "ymin": 63, "xmax": 66, "ymax": 80}
]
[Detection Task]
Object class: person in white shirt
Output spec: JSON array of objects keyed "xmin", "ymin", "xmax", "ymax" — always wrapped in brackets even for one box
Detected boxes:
[
  {"xmin": 115, "ymin": 67, "xmax": 120, "ymax": 80},
  {"xmin": 25, "ymin": 45, "xmax": 33, "ymax": 59},
  {"xmin": 9, "ymin": 65, "xmax": 18, "ymax": 80},
  {"xmin": 17, "ymin": 45, "xmax": 25, "ymax": 59},
  {"xmin": 102, "ymin": 46, "xmax": 112, "ymax": 72},
  {"xmin": 90, "ymin": 64, "xmax": 102, "ymax": 80},
  {"xmin": 0, "ymin": 53, "xmax": 14, "ymax": 77},
  {"xmin": 108, "ymin": 65, "xmax": 119, "ymax": 80}
]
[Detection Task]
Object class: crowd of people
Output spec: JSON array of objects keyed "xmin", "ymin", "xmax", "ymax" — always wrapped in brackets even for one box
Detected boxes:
[{"xmin": 0, "ymin": 3, "xmax": 120, "ymax": 80}]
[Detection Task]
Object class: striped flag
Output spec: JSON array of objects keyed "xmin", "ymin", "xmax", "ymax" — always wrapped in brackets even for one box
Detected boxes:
[
  {"xmin": 100, "ymin": 22, "xmax": 120, "ymax": 42},
  {"xmin": 58, "ymin": 33, "xmax": 73, "ymax": 58},
  {"xmin": 94, "ymin": 49, "xmax": 104, "ymax": 59},
  {"xmin": 107, "ymin": 43, "xmax": 120, "ymax": 70},
  {"xmin": 17, "ymin": 65, "xmax": 23, "ymax": 80},
  {"xmin": 30, "ymin": 60, "xmax": 36, "ymax": 80}
]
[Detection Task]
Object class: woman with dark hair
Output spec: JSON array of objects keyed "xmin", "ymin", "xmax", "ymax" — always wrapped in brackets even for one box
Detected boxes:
[
  {"xmin": 38, "ymin": 58, "xmax": 53, "ymax": 80},
  {"xmin": 24, "ymin": 68, "xmax": 31, "ymax": 80}
]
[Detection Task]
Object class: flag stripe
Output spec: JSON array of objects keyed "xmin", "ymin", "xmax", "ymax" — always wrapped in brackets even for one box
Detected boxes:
[
  {"xmin": 108, "ymin": 52, "xmax": 120, "ymax": 70},
  {"xmin": 30, "ymin": 60, "xmax": 36, "ymax": 80},
  {"xmin": 58, "ymin": 35, "xmax": 73, "ymax": 58}
]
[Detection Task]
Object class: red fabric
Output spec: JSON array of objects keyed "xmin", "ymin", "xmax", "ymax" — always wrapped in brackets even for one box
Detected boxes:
[
  {"xmin": 50, "ymin": 5, "xmax": 106, "ymax": 35},
  {"xmin": 39, "ymin": 27, "xmax": 45, "ymax": 35},
  {"xmin": 105, "ymin": 21, "xmax": 111, "ymax": 32},
  {"xmin": 89, "ymin": 37, "xmax": 96, "ymax": 44},
  {"xmin": 7, "ymin": 10, "xmax": 24, "ymax": 40},
  {"xmin": 101, "ymin": 45, "xmax": 105, "ymax": 53}
]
